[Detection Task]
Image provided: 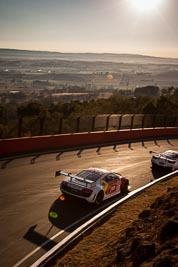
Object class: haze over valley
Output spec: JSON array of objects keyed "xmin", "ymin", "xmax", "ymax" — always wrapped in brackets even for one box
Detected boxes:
[{"xmin": 0, "ymin": 49, "xmax": 178, "ymax": 104}]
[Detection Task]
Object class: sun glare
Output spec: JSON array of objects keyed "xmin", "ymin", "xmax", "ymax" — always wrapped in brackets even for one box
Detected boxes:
[{"xmin": 131, "ymin": 0, "xmax": 161, "ymax": 13}]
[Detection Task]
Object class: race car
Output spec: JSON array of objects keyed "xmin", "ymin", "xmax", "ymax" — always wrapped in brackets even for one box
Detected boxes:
[
  {"xmin": 151, "ymin": 150, "xmax": 178, "ymax": 170},
  {"xmin": 56, "ymin": 167, "xmax": 129, "ymax": 205}
]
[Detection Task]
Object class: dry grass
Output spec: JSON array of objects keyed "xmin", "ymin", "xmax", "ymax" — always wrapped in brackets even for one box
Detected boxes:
[{"xmin": 49, "ymin": 176, "xmax": 178, "ymax": 267}]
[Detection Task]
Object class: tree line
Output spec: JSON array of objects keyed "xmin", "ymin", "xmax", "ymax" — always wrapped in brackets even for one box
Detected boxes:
[{"xmin": 0, "ymin": 91, "xmax": 178, "ymax": 138}]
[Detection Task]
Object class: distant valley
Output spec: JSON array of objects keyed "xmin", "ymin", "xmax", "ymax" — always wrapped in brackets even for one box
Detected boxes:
[{"xmin": 0, "ymin": 48, "xmax": 178, "ymax": 99}]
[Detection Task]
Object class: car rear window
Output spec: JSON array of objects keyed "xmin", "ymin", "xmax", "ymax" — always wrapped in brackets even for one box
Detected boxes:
[
  {"xmin": 76, "ymin": 170, "xmax": 102, "ymax": 181},
  {"xmin": 163, "ymin": 151, "xmax": 178, "ymax": 159}
]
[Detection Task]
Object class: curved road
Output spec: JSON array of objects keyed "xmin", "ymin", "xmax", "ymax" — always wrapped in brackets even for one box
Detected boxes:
[{"xmin": 0, "ymin": 139, "xmax": 178, "ymax": 267}]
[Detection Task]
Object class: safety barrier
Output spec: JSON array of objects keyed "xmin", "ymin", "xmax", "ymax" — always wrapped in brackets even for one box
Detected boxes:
[
  {"xmin": 3, "ymin": 113, "xmax": 178, "ymax": 138},
  {"xmin": 0, "ymin": 127, "xmax": 178, "ymax": 158}
]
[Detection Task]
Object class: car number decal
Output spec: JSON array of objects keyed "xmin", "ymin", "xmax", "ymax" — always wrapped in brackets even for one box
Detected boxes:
[{"xmin": 105, "ymin": 180, "xmax": 120, "ymax": 195}]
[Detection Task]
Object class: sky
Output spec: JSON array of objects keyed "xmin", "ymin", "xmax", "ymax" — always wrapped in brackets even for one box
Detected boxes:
[{"xmin": 0, "ymin": 0, "xmax": 178, "ymax": 58}]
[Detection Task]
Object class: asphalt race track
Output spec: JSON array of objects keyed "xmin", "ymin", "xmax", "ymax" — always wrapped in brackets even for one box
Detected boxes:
[{"xmin": 0, "ymin": 139, "xmax": 178, "ymax": 267}]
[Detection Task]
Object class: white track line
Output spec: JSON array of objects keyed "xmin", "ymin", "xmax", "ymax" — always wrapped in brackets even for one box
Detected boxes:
[
  {"xmin": 12, "ymin": 230, "xmax": 64, "ymax": 267},
  {"xmin": 12, "ymin": 202, "xmax": 108, "ymax": 267}
]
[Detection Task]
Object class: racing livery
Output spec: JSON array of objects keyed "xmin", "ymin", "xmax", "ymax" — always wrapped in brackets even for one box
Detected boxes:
[
  {"xmin": 151, "ymin": 150, "xmax": 178, "ymax": 170},
  {"xmin": 56, "ymin": 167, "xmax": 129, "ymax": 204}
]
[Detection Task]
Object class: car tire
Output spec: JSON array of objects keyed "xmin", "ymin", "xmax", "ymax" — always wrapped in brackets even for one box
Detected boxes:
[
  {"xmin": 151, "ymin": 162, "xmax": 157, "ymax": 168},
  {"xmin": 121, "ymin": 180, "xmax": 129, "ymax": 194},
  {"xmin": 95, "ymin": 190, "xmax": 104, "ymax": 205}
]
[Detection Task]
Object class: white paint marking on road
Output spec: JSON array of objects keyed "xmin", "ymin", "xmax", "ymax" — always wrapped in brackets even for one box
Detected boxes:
[
  {"xmin": 12, "ymin": 229, "xmax": 64, "ymax": 267},
  {"xmin": 12, "ymin": 203, "xmax": 107, "ymax": 267}
]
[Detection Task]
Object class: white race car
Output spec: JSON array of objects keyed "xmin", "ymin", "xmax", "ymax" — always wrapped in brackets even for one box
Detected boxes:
[
  {"xmin": 56, "ymin": 167, "xmax": 129, "ymax": 205},
  {"xmin": 151, "ymin": 150, "xmax": 178, "ymax": 170}
]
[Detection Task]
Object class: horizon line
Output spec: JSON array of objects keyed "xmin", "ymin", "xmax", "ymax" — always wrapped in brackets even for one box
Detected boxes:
[{"xmin": 0, "ymin": 47, "xmax": 178, "ymax": 60}]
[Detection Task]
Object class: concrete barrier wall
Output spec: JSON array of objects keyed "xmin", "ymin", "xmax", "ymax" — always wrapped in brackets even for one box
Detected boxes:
[{"xmin": 0, "ymin": 127, "xmax": 178, "ymax": 157}]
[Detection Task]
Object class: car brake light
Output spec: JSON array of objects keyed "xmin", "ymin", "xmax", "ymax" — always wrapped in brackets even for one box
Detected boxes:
[
  {"xmin": 59, "ymin": 194, "xmax": 65, "ymax": 201},
  {"xmin": 62, "ymin": 181, "xmax": 68, "ymax": 186},
  {"xmin": 168, "ymin": 160, "xmax": 175, "ymax": 163}
]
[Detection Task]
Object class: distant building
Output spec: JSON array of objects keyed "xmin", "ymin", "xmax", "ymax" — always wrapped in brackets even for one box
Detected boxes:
[
  {"xmin": 51, "ymin": 92, "xmax": 89, "ymax": 102},
  {"xmin": 134, "ymin": 85, "xmax": 160, "ymax": 98},
  {"xmin": 51, "ymin": 92, "xmax": 113, "ymax": 103}
]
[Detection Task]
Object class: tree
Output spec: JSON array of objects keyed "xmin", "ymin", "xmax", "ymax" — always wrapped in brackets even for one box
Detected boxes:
[
  {"xmin": 17, "ymin": 102, "xmax": 42, "ymax": 117},
  {"xmin": 142, "ymin": 101, "xmax": 157, "ymax": 114},
  {"xmin": 156, "ymin": 96, "xmax": 178, "ymax": 115}
]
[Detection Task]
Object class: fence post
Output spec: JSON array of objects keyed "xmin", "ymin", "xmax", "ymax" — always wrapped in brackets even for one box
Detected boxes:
[
  {"xmin": 91, "ymin": 116, "xmax": 96, "ymax": 132},
  {"xmin": 141, "ymin": 115, "xmax": 145, "ymax": 129},
  {"xmin": 40, "ymin": 118, "xmax": 45, "ymax": 135},
  {"xmin": 18, "ymin": 116, "xmax": 23, "ymax": 137},
  {"xmin": 163, "ymin": 115, "xmax": 167, "ymax": 128},
  {"xmin": 105, "ymin": 115, "xmax": 110, "ymax": 131},
  {"xmin": 118, "ymin": 115, "xmax": 123, "ymax": 130},
  {"xmin": 59, "ymin": 117, "xmax": 63, "ymax": 134},
  {"xmin": 76, "ymin": 117, "xmax": 80, "ymax": 133},
  {"xmin": 173, "ymin": 116, "xmax": 177, "ymax": 128},
  {"xmin": 130, "ymin": 114, "xmax": 135, "ymax": 130},
  {"xmin": 152, "ymin": 115, "xmax": 156, "ymax": 128}
]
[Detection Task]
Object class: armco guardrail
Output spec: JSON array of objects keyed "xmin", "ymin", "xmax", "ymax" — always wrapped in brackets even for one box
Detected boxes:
[
  {"xmin": 31, "ymin": 170, "xmax": 178, "ymax": 267},
  {"xmin": 0, "ymin": 127, "xmax": 178, "ymax": 158}
]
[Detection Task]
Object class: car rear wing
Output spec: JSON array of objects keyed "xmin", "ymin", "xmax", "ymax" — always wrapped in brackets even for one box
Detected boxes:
[{"xmin": 55, "ymin": 170, "xmax": 95, "ymax": 187}]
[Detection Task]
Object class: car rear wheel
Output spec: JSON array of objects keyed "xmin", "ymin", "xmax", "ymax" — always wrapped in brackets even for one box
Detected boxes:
[
  {"xmin": 121, "ymin": 180, "xmax": 129, "ymax": 194},
  {"xmin": 95, "ymin": 190, "xmax": 104, "ymax": 205},
  {"xmin": 151, "ymin": 162, "xmax": 157, "ymax": 168}
]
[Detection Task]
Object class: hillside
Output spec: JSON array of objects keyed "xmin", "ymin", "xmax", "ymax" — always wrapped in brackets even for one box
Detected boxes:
[
  {"xmin": 0, "ymin": 48, "xmax": 178, "ymax": 64},
  {"xmin": 49, "ymin": 176, "xmax": 178, "ymax": 267}
]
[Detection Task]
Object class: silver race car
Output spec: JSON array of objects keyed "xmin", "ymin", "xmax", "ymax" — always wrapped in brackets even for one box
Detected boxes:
[
  {"xmin": 56, "ymin": 167, "xmax": 129, "ymax": 205},
  {"xmin": 151, "ymin": 150, "xmax": 178, "ymax": 170}
]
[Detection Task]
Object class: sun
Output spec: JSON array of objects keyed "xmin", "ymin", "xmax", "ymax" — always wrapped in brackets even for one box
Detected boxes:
[{"xmin": 131, "ymin": 0, "xmax": 161, "ymax": 13}]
